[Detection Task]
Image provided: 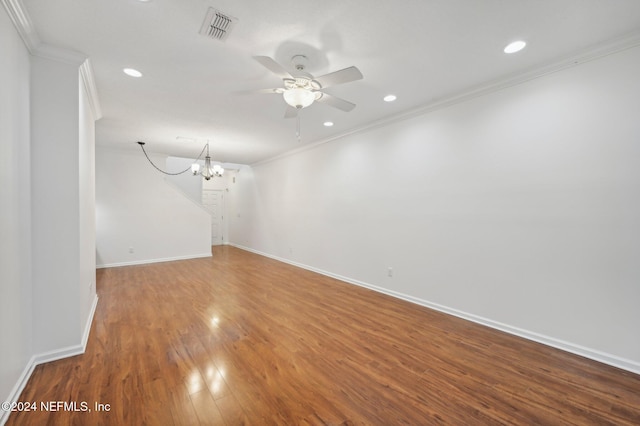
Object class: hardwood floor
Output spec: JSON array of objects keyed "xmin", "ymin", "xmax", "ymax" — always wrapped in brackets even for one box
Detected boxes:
[{"xmin": 7, "ymin": 246, "xmax": 640, "ymax": 425}]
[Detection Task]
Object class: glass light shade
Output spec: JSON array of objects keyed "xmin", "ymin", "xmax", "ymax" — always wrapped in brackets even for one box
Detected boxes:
[
  {"xmin": 283, "ymin": 88, "xmax": 315, "ymax": 109},
  {"xmin": 213, "ymin": 164, "xmax": 224, "ymax": 176},
  {"xmin": 191, "ymin": 163, "xmax": 200, "ymax": 175}
]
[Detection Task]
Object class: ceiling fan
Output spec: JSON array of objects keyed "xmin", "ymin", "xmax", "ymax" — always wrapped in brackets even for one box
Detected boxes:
[{"xmin": 253, "ymin": 54, "xmax": 363, "ymax": 118}]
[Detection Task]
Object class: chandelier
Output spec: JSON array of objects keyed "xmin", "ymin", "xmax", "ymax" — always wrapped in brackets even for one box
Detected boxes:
[{"xmin": 137, "ymin": 141, "xmax": 224, "ymax": 180}]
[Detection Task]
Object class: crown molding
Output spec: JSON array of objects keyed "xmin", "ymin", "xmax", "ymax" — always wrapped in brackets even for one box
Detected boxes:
[
  {"xmin": 2, "ymin": 0, "xmax": 103, "ymax": 120},
  {"xmin": 33, "ymin": 43, "xmax": 87, "ymax": 65},
  {"xmin": 2, "ymin": 0, "xmax": 86, "ymax": 64},
  {"xmin": 1, "ymin": 0, "xmax": 39, "ymax": 51},
  {"xmin": 252, "ymin": 29, "xmax": 640, "ymax": 168},
  {"xmin": 80, "ymin": 59, "xmax": 103, "ymax": 120},
  {"xmin": 3, "ymin": 0, "xmax": 88, "ymax": 64}
]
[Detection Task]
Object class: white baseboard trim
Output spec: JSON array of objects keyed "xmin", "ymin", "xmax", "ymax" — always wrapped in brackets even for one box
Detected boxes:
[
  {"xmin": 1, "ymin": 356, "xmax": 36, "ymax": 426},
  {"xmin": 230, "ymin": 243, "xmax": 640, "ymax": 376},
  {"xmin": 96, "ymin": 252, "xmax": 212, "ymax": 269},
  {"xmin": 80, "ymin": 295, "xmax": 98, "ymax": 355},
  {"xmin": 0, "ymin": 296, "xmax": 99, "ymax": 426}
]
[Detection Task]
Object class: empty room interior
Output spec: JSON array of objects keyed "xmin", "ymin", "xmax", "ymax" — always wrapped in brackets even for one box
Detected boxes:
[{"xmin": 2, "ymin": 0, "xmax": 640, "ymax": 424}]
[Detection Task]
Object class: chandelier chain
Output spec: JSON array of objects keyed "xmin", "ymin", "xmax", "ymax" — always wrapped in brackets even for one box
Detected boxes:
[{"xmin": 137, "ymin": 142, "xmax": 207, "ymax": 176}]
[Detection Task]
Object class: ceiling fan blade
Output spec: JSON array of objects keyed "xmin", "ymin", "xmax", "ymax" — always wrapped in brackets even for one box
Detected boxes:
[
  {"xmin": 235, "ymin": 88, "xmax": 284, "ymax": 95},
  {"xmin": 315, "ymin": 92, "xmax": 356, "ymax": 112},
  {"xmin": 284, "ymin": 106, "xmax": 299, "ymax": 119},
  {"xmin": 313, "ymin": 66, "xmax": 363, "ymax": 89},
  {"xmin": 257, "ymin": 88, "xmax": 285, "ymax": 94},
  {"xmin": 253, "ymin": 56, "xmax": 293, "ymax": 80}
]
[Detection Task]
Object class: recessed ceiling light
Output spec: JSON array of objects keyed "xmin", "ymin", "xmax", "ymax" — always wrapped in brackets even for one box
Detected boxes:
[
  {"xmin": 123, "ymin": 68, "xmax": 143, "ymax": 77},
  {"xmin": 383, "ymin": 94, "xmax": 397, "ymax": 102},
  {"xmin": 504, "ymin": 40, "xmax": 526, "ymax": 54},
  {"xmin": 323, "ymin": 121, "xmax": 334, "ymax": 127}
]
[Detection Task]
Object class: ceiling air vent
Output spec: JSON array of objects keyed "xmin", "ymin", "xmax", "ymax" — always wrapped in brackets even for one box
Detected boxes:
[{"xmin": 199, "ymin": 7, "xmax": 237, "ymax": 41}]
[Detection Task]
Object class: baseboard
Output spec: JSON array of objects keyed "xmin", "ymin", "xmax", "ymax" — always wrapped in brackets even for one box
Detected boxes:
[
  {"xmin": 230, "ymin": 243, "xmax": 640, "ymax": 376},
  {"xmin": 0, "ymin": 296, "xmax": 99, "ymax": 426},
  {"xmin": 96, "ymin": 252, "xmax": 212, "ymax": 269},
  {"xmin": 81, "ymin": 295, "xmax": 98, "ymax": 355},
  {"xmin": 1, "ymin": 355, "xmax": 37, "ymax": 426}
]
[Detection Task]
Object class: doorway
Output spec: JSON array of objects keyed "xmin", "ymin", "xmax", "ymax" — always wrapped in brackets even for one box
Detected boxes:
[{"xmin": 202, "ymin": 189, "xmax": 224, "ymax": 245}]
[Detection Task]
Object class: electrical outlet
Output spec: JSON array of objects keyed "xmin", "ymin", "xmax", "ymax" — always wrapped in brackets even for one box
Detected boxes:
[
  {"xmin": 129, "ymin": 247, "xmax": 134, "ymax": 254},
  {"xmin": 387, "ymin": 267, "xmax": 393, "ymax": 277}
]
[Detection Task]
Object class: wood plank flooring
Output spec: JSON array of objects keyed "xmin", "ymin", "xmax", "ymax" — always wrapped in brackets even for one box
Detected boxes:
[{"xmin": 7, "ymin": 246, "xmax": 640, "ymax": 425}]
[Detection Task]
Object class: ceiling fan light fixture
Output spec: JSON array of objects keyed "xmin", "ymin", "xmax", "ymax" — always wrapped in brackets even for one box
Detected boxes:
[{"xmin": 283, "ymin": 88, "xmax": 316, "ymax": 109}]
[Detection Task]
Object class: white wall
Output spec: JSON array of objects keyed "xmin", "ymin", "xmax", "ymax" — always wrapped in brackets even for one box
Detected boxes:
[
  {"xmin": 78, "ymin": 72, "xmax": 97, "ymax": 335},
  {"xmin": 1, "ymin": 4, "xmax": 99, "ymax": 420},
  {"xmin": 0, "ymin": 5, "xmax": 33, "ymax": 414},
  {"xmin": 31, "ymin": 53, "xmax": 90, "ymax": 353},
  {"xmin": 96, "ymin": 148, "xmax": 212, "ymax": 267},
  {"xmin": 229, "ymin": 45, "xmax": 640, "ymax": 373},
  {"xmin": 166, "ymin": 156, "xmax": 204, "ymax": 203}
]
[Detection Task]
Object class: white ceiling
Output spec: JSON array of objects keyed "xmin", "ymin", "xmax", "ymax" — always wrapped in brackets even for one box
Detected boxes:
[{"xmin": 21, "ymin": 0, "xmax": 640, "ymax": 165}]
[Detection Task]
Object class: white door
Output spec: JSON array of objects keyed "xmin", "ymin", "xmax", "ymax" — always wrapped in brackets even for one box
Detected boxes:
[{"xmin": 202, "ymin": 189, "xmax": 224, "ymax": 245}]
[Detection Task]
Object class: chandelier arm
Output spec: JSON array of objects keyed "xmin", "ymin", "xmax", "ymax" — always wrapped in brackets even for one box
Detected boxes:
[{"xmin": 137, "ymin": 141, "xmax": 207, "ymax": 176}]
